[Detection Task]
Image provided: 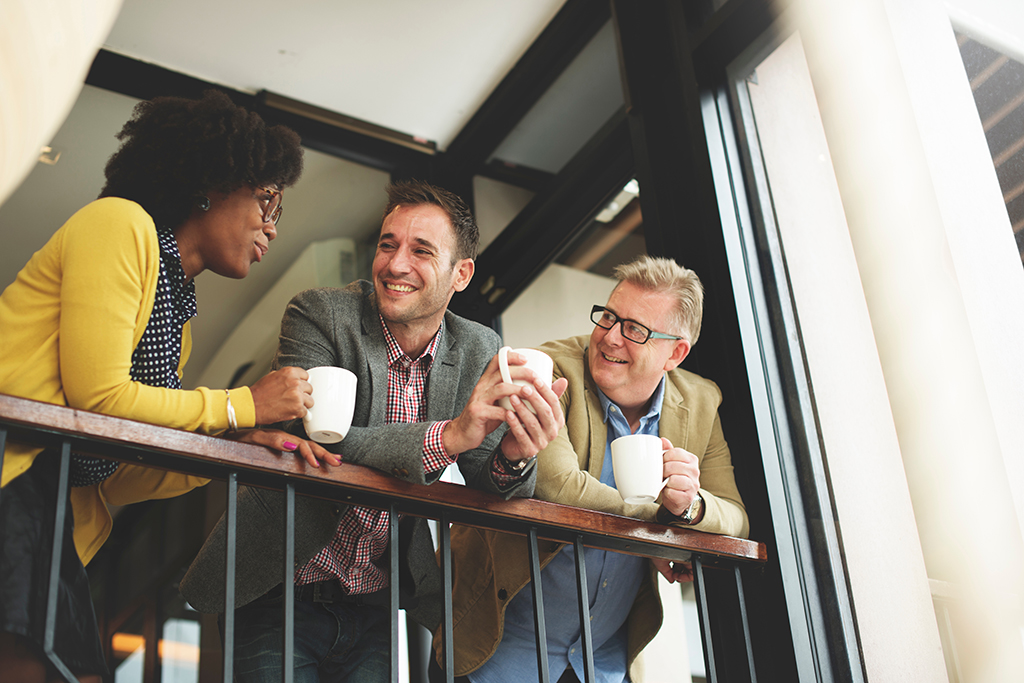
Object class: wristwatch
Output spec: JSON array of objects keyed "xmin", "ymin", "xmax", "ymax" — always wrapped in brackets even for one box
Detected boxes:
[
  {"xmin": 681, "ymin": 493, "xmax": 704, "ymax": 525},
  {"xmin": 498, "ymin": 450, "xmax": 535, "ymax": 472}
]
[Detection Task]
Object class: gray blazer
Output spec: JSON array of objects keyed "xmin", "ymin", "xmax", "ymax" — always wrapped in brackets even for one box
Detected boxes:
[{"xmin": 180, "ymin": 281, "xmax": 535, "ymax": 629}]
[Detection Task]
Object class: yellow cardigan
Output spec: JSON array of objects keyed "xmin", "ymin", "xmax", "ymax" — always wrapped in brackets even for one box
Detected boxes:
[{"xmin": 0, "ymin": 197, "xmax": 256, "ymax": 565}]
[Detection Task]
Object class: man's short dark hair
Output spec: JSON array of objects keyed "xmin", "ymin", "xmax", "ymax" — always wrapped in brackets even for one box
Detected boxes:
[{"xmin": 382, "ymin": 180, "xmax": 479, "ymax": 263}]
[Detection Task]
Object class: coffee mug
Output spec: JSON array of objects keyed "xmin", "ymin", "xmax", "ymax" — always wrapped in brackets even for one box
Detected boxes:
[
  {"xmin": 497, "ymin": 346, "xmax": 553, "ymax": 414},
  {"xmin": 610, "ymin": 433, "xmax": 667, "ymax": 504},
  {"xmin": 302, "ymin": 366, "xmax": 357, "ymax": 444}
]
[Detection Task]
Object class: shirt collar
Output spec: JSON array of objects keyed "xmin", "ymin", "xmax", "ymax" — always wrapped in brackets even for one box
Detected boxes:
[
  {"xmin": 595, "ymin": 374, "xmax": 667, "ymax": 426},
  {"xmin": 378, "ymin": 313, "xmax": 443, "ymax": 369},
  {"xmin": 156, "ymin": 228, "xmax": 197, "ymax": 318}
]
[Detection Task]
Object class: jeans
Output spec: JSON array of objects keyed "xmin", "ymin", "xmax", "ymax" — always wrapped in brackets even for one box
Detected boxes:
[{"xmin": 232, "ymin": 587, "xmax": 390, "ymax": 683}]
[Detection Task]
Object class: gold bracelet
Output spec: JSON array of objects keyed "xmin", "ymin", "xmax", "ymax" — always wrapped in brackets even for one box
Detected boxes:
[{"xmin": 225, "ymin": 390, "xmax": 239, "ymax": 432}]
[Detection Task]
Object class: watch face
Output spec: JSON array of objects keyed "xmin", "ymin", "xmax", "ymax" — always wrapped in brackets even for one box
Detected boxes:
[{"xmin": 683, "ymin": 495, "xmax": 702, "ymax": 522}]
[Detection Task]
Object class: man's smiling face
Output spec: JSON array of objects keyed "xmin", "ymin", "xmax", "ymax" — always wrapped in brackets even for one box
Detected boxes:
[
  {"xmin": 372, "ymin": 203, "xmax": 471, "ymax": 330},
  {"xmin": 587, "ymin": 281, "xmax": 690, "ymax": 414}
]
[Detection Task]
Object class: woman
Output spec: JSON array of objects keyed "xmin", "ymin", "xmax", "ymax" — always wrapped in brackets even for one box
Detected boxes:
[{"xmin": 0, "ymin": 90, "xmax": 326, "ymax": 683}]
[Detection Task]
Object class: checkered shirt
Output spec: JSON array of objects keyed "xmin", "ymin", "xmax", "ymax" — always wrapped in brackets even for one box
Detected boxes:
[{"xmin": 293, "ymin": 316, "xmax": 452, "ymax": 592}]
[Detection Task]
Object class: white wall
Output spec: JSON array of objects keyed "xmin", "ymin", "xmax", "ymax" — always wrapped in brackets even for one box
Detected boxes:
[
  {"xmin": 500, "ymin": 263, "xmax": 616, "ymax": 349},
  {"xmin": 473, "ymin": 175, "xmax": 534, "ymax": 253}
]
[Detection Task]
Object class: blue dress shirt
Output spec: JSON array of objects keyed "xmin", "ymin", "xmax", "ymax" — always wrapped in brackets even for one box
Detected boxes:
[{"xmin": 469, "ymin": 378, "xmax": 667, "ymax": 683}]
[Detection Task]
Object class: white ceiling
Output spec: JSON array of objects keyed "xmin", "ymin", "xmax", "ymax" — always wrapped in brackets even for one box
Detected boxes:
[
  {"xmin": 104, "ymin": 0, "xmax": 567, "ymax": 150},
  {"xmin": 0, "ymin": 0, "xmax": 626, "ymax": 388}
]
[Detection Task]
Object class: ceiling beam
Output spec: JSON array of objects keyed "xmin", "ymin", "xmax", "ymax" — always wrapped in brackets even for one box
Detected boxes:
[
  {"xmin": 85, "ymin": 50, "xmax": 432, "ymax": 176},
  {"xmin": 476, "ymin": 159, "xmax": 556, "ymax": 193},
  {"xmin": 448, "ymin": 108, "xmax": 632, "ymax": 325},
  {"xmin": 436, "ymin": 0, "xmax": 611, "ymax": 189}
]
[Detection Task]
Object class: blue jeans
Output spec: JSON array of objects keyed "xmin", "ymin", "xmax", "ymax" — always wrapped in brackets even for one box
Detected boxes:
[{"xmin": 231, "ymin": 588, "xmax": 390, "ymax": 683}]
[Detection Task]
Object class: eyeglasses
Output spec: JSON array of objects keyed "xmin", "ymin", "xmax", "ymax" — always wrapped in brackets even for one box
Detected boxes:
[
  {"xmin": 255, "ymin": 186, "xmax": 283, "ymax": 224},
  {"xmin": 590, "ymin": 305, "xmax": 684, "ymax": 345}
]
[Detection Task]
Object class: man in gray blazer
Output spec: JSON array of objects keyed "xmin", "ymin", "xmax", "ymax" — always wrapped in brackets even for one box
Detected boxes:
[{"xmin": 181, "ymin": 180, "xmax": 567, "ymax": 683}]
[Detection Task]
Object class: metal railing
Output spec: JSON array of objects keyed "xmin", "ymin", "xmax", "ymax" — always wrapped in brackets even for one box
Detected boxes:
[{"xmin": 0, "ymin": 394, "xmax": 767, "ymax": 683}]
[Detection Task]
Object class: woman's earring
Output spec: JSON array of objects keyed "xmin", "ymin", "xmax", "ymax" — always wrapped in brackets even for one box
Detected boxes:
[{"xmin": 197, "ymin": 196, "xmax": 211, "ymax": 212}]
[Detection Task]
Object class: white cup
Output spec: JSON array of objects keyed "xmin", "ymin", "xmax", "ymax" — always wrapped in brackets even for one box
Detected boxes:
[
  {"xmin": 302, "ymin": 366, "xmax": 357, "ymax": 444},
  {"xmin": 497, "ymin": 346, "xmax": 553, "ymax": 414},
  {"xmin": 610, "ymin": 433, "xmax": 667, "ymax": 504}
]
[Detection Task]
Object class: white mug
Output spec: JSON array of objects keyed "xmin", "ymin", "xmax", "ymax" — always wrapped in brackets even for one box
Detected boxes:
[
  {"xmin": 497, "ymin": 346, "xmax": 553, "ymax": 414},
  {"xmin": 302, "ymin": 366, "xmax": 357, "ymax": 444},
  {"xmin": 610, "ymin": 433, "xmax": 667, "ymax": 504}
]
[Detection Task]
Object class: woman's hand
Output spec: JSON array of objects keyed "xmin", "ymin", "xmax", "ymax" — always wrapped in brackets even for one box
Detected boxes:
[
  {"xmin": 249, "ymin": 366, "xmax": 313, "ymax": 424},
  {"xmin": 234, "ymin": 428, "xmax": 341, "ymax": 469}
]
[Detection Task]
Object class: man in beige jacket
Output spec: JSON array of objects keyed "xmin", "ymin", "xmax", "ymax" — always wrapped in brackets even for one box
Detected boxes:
[{"xmin": 433, "ymin": 255, "xmax": 749, "ymax": 683}]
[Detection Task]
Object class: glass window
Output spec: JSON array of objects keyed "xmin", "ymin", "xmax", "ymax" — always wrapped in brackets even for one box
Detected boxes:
[{"xmin": 955, "ymin": 32, "xmax": 1024, "ymax": 264}]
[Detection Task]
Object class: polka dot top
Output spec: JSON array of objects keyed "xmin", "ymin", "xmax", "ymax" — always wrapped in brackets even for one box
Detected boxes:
[{"xmin": 69, "ymin": 228, "xmax": 197, "ymax": 487}]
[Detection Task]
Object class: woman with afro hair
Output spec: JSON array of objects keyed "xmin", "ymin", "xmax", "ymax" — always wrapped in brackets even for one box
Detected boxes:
[{"xmin": 0, "ymin": 90, "xmax": 329, "ymax": 682}]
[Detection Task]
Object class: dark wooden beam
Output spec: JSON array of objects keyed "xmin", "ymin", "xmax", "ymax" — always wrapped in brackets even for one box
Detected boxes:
[
  {"xmin": 690, "ymin": 0, "xmax": 790, "ymax": 85},
  {"xmin": 448, "ymin": 109, "xmax": 633, "ymax": 325},
  {"xmin": 477, "ymin": 159, "xmax": 556, "ymax": 194},
  {"xmin": 85, "ymin": 50, "xmax": 432, "ymax": 176},
  {"xmin": 436, "ymin": 0, "xmax": 611, "ymax": 188},
  {"xmin": 612, "ymin": 0, "xmax": 745, "ymax": 381}
]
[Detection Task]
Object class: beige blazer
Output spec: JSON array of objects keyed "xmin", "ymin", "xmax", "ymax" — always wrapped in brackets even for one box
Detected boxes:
[{"xmin": 436, "ymin": 335, "xmax": 748, "ymax": 682}]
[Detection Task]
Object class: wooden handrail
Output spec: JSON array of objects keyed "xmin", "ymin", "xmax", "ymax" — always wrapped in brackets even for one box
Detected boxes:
[{"xmin": 0, "ymin": 393, "xmax": 766, "ymax": 565}]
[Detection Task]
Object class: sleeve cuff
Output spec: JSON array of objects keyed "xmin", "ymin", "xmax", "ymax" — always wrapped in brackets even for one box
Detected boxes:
[
  {"xmin": 228, "ymin": 386, "xmax": 256, "ymax": 429},
  {"xmin": 491, "ymin": 448, "xmax": 536, "ymax": 485},
  {"xmin": 422, "ymin": 420, "xmax": 457, "ymax": 473}
]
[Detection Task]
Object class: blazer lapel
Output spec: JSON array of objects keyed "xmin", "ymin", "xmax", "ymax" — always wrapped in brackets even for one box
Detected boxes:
[
  {"xmin": 360, "ymin": 292, "xmax": 389, "ymax": 427},
  {"xmin": 582, "ymin": 359, "xmax": 607, "ymax": 478},
  {"xmin": 426, "ymin": 321, "xmax": 459, "ymax": 422},
  {"xmin": 659, "ymin": 376, "xmax": 690, "ymax": 451}
]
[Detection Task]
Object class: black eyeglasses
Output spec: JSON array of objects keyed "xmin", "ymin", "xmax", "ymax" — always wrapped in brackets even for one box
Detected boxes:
[
  {"xmin": 255, "ymin": 186, "xmax": 283, "ymax": 224},
  {"xmin": 590, "ymin": 305, "xmax": 683, "ymax": 345}
]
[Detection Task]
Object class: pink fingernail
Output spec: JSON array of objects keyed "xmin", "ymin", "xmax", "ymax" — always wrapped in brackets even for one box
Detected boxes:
[{"xmin": 283, "ymin": 441, "xmax": 298, "ymax": 450}]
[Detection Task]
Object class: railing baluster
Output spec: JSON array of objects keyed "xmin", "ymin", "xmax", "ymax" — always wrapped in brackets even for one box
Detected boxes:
[
  {"xmin": 572, "ymin": 536, "xmax": 595, "ymax": 683},
  {"xmin": 735, "ymin": 566, "xmax": 757, "ymax": 683},
  {"xmin": 693, "ymin": 555, "xmax": 718, "ymax": 683},
  {"xmin": 440, "ymin": 511, "xmax": 454, "ymax": 683},
  {"xmin": 527, "ymin": 527, "xmax": 550, "ymax": 683},
  {"xmin": 283, "ymin": 484, "xmax": 295, "ymax": 683},
  {"xmin": 0, "ymin": 427, "xmax": 6, "ymax": 506},
  {"xmin": 43, "ymin": 441, "xmax": 76, "ymax": 683},
  {"xmin": 389, "ymin": 505, "xmax": 400, "ymax": 683},
  {"xmin": 223, "ymin": 472, "xmax": 238, "ymax": 683},
  {"xmin": 0, "ymin": 397, "xmax": 769, "ymax": 683}
]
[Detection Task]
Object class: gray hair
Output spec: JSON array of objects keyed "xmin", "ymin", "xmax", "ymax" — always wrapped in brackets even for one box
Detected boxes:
[{"xmin": 612, "ymin": 255, "xmax": 704, "ymax": 345}]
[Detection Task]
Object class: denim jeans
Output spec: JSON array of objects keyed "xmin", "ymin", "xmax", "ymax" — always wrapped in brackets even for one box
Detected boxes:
[{"xmin": 231, "ymin": 588, "xmax": 390, "ymax": 683}]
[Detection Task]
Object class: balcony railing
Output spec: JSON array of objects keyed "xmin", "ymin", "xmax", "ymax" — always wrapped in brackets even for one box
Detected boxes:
[{"xmin": 0, "ymin": 393, "xmax": 767, "ymax": 683}]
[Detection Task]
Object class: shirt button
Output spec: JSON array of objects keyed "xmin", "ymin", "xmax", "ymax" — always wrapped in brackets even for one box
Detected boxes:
[
  {"xmin": 602, "ymin": 581, "xmax": 608, "ymax": 588},
  {"xmin": 571, "ymin": 648, "xmax": 576, "ymax": 654}
]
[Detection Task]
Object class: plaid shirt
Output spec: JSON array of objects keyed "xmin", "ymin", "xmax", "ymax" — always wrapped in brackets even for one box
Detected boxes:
[{"xmin": 294, "ymin": 316, "xmax": 452, "ymax": 592}]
